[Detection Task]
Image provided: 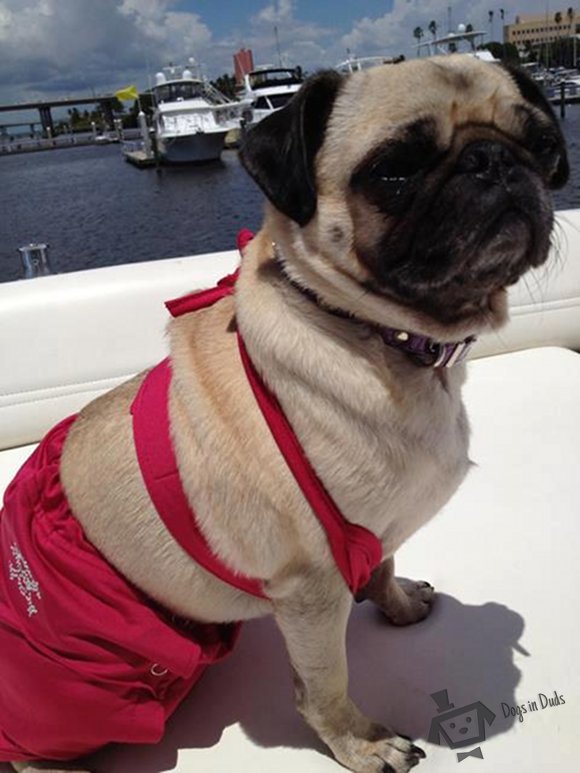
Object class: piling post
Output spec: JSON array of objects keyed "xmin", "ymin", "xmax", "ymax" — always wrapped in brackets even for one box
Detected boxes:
[
  {"xmin": 138, "ymin": 110, "xmax": 152, "ymax": 158},
  {"xmin": 18, "ymin": 244, "xmax": 53, "ymax": 278}
]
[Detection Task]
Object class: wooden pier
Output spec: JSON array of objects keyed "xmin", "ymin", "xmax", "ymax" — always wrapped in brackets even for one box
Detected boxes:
[{"xmin": 123, "ymin": 149, "xmax": 157, "ymax": 168}]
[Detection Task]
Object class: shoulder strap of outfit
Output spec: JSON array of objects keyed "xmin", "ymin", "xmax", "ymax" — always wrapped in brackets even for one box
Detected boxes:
[
  {"xmin": 131, "ymin": 356, "xmax": 266, "ymax": 599},
  {"xmin": 130, "ymin": 230, "xmax": 383, "ymax": 598}
]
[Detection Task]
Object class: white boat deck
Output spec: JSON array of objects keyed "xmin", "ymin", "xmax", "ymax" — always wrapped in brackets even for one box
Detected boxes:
[{"xmin": 1, "ymin": 348, "xmax": 578, "ymax": 772}]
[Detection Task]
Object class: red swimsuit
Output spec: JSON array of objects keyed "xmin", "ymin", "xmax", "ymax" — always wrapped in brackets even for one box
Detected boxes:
[{"xmin": 0, "ymin": 233, "xmax": 382, "ymax": 762}]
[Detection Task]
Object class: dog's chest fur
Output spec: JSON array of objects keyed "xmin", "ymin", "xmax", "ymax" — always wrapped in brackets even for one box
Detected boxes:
[{"xmin": 276, "ymin": 339, "xmax": 470, "ymax": 557}]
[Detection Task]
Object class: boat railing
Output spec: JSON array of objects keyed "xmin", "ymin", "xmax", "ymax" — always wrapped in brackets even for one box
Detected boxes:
[
  {"xmin": 201, "ymin": 81, "xmax": 235, "ymax": 105},
  {"xmin": 335, "ymin": 56, "xmax": 397, "ymax": 73}
]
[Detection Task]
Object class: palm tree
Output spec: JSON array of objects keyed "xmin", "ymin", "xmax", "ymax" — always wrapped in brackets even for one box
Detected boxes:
[
  {"xmin": 555, "ymin": 11, "xmax": 563, "ymax": 66},
  {"xmin": 414, "ymin": 26, "xmax": 424, "ymax": 56},
  {"xmin": 428, "ymin": 20, "xmax": 438, "ymax": 39},
  {"xmin": 488, "ymin": 10, "xmax": 494, "ymax": 41},
  {"xmin": 567, "ymin": 7, "xmax": 576, "ymax": 67}
]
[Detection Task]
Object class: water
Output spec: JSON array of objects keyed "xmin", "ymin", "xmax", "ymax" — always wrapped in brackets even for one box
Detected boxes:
[
  {"xmin": 0, "ymin": 145, "xmax": 264, "ymax": 283},
  {"xmin": 1, "ymin": 106, "xmax": 579, "ymax": 284}
]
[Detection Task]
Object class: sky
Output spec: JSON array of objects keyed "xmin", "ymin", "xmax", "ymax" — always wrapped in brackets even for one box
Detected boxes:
[{"xmin": 0, "ymin": 0, "xmax": 571, "ymax": 117}]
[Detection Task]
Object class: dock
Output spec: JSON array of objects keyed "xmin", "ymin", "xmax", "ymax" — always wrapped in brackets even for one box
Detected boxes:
[{"xmin": 124, "ymin": 149, "xmax": 157, "ymax": 168}]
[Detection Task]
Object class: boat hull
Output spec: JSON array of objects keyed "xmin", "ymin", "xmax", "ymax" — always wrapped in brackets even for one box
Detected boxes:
[{"xmin": 157, "ymin": 131, "xmax": 228, "ymax": 163}]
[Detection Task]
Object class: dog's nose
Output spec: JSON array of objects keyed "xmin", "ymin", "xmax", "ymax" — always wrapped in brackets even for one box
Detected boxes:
[{"xmin": 456, "ymin": 140, "xmax": 518, "ymax": 184}]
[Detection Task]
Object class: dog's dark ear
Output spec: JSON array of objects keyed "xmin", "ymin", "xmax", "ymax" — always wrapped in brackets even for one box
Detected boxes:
[
  {"xmin": 239, "ymin": 70, "xmax": 344, "ymax": 226},
  {"xmin": 500, "ymin": 61, "xmax": 569, "ymax": 189}
]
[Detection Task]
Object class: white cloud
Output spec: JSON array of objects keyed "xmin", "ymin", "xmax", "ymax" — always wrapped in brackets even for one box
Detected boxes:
[
  {"xmin": 243, "ymin": 0, "xmax": 335, "ymax": 71},
  {"xmin": 120, "ymin": 0, "xmax": 212, "ymax": 56},
  {"xmin": 256, "ymin": 0, "xmax": 294, "ymax": 26},
  {"xmin": 0, "ymin": 0, "xmax": 572, "ymax": 107},
  {"xmin": 339, "ymin": 0, "xmax": 563, "ymax": 62},
  {"xmin": 0, "ymin": 0, "xmax": 213, "ymax": 104}
]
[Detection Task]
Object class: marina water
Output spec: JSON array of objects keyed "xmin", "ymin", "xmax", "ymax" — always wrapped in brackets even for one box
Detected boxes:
[{"xmin": 1, "ymin": 106, "xmax": 579, "ymax": 284}]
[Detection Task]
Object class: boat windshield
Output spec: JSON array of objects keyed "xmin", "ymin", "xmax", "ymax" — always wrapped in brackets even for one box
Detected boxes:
[
  {"xmin": 155, "ymin": 81, "xmax": 204, "ymax": 103},
  {"xmin": 268, "ymin": 93, "xmax": 295, "ymax": 108},
  {"xmin": 249, "ymin": 69, "xmax": 302, "ymax": 89},
  {"xmin": 253, "ymin": 93, "xmax": 296, "ymax": 111}
]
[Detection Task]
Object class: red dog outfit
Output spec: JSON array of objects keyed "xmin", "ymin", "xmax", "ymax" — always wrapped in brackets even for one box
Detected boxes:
[
  {"xmin": 0, "ymin": 413, "xmax": 241, "ymax": 762},
  {"xmin": 0, "ymin": 231, "xmax": 382, "ymax": 762}
]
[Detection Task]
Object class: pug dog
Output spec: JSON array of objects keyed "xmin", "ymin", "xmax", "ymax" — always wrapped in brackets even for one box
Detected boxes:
[{"xmin": 6, "ymin": 55, "xmax": 567, "ymax": 773}]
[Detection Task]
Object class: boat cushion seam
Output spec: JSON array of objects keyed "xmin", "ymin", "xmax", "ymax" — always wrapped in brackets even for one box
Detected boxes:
[{"xmin": 0, "ymin": 374, "xmax": 136, "ymax": 404}]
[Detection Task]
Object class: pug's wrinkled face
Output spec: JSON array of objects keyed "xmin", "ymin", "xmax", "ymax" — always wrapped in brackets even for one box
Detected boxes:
[{"xmin": 240, "ymin": 56, "xmax": 568, "ymax": 329}]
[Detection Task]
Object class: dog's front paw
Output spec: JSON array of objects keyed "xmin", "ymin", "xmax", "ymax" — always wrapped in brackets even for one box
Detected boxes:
[
  {"xmin": 381, "ymin": 579, "xmax": 435, "ymax": 626},
  {"xmin": 331, "ymin": 726, "xmax": 425, "ymax": 773}
]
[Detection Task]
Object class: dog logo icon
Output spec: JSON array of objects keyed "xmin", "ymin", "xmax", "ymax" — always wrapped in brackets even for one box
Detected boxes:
[{"xmin": 428, "ymin": 689, "xmax": 496, "ymax": 762}]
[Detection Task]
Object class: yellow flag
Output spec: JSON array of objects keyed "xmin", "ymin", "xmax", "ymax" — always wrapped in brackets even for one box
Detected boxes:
[{"xmin": 115, "ymin": 85, "xmax": 139, "ymax": 101}]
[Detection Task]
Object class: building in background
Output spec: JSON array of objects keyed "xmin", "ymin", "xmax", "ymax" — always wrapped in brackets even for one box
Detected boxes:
[
  {"xmin": 234, "ymin": 49, "xmax": 254, "ymax": 85},
  {"xmin": 504, "ymin": 9, "xmax": 580, "ymax": 48}
]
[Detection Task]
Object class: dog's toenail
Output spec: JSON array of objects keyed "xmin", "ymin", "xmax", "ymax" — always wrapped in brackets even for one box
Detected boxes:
[{"xmin": 410, "ymin": 744, "xmax": 426, "ymax": 758}]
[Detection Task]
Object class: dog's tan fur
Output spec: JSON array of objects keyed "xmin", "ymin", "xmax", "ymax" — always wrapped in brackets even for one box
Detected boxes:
[{"xmin": 13, "ymin": 56, "xmax": 565, "ymax": 773}]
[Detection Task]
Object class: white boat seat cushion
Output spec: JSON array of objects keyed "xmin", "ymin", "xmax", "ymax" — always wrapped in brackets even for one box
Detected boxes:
[
  {"xmin": 1, "ymin": 209, "xmax": 580, "ymax": 451},
  {"xmin": 0, "ymin": 251, "xmax": 238, "ymax": 450}
]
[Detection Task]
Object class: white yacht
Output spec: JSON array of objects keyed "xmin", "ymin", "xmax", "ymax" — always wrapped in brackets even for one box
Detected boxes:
[
  {"xmin": 240, "ymin": 66, "xmax": 303, "ymax": 125},
  {"xmin": 152, "ymin": 64, "xmax": 243, "ymax": 163}
]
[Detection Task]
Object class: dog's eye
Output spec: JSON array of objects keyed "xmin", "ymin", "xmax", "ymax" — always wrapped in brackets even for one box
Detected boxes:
[
  {"xmin": 370, "ymin": 169, "xmax": 412, "ymax": 201},
  {"xmin": 527, "ymin": 129, "xmax": 563, "ymax": 184},
  {"xmin": 363, "ymin": 147, "xmax": 439, "ymax": 214},
  {"xmin": 525, "ymin": 124, "xmax": 560, "ymax": 161},
  {"xmin": 370, "ymin": 152, "xmax": 428, "ymax": 183},
  {"xmin": 350, "ymin": 128, "xmax": 441, "ymax": 215},
  {"xmin": 365, "ymin": 153, "xmax": 429, "ymax": 209},
  {"xmin": 532, "ymin": 131, "xmax": 559, "ymax": 158},
  {"xmin": 521, "ymin": 116, "xmax": 566, "ymax": 186}
]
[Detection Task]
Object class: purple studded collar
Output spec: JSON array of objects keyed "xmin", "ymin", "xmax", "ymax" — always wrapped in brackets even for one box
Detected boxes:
[{"xmin": 377, "ymin": 327, "xmax": 476, "ymax": 368}]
